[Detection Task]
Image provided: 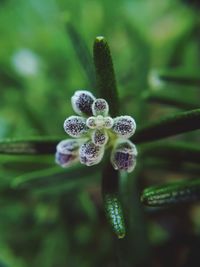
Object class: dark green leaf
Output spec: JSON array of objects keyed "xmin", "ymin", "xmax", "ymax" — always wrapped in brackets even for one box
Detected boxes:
[
  {"xmin": 93, "ymin": 36, "xmax": 119, "ymax": 116},
  {"xmin": 0, "ymin": 137, "xmax": 62, "ymax": 155},
  {"xmin": 143, "ymin": 91, "xmax": 199, "ymax": 110},
  {"xmin": 133, "ymin": 108, "xmax": 200, "ymax": 143},
  {"xmin": 102, "ymin": 160, "xmax": 126, "ymax": 239},
  {"xmin": 32, "ymin": 169, "xmax": 100, "ymax": 196},
  {"xmin": 12, "ymin": 164, "xmax": 101, "ymax": 190},
  {"xmin": 158, "ymin": 70, "xmax": 200, "ymax": 87},
  {"xmin": 141, "ymin": 179, "xmax": 200, "ymax": 206},
  {"xmin": 141, "ymin": 141, "xmax": 200, "ymax": 164}
]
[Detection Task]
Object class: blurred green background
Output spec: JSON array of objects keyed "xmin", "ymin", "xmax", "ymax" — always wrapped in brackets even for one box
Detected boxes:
[{"xmin": 0, "ymin": 0, "xmax": 200, "ymax": 266}]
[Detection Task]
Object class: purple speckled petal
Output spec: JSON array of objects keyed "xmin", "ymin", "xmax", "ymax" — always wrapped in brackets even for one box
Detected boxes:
[
  {"xmin": 79, "ymin": 141, "xmax": 104, "ymax": 166},
  {"xmin": 111, "ymin": 139, "xmax": 137, "ymax": 173},
  {"xmin": 55, "ymin": 151, "xmax": 79, "ymax": 167},
  {"xmin": 112, "ymin": 116, "xmax": 136, "ymax": 138},
  {"xmin": 71, "ymin": 90, "xmax": 96, "ymax": 116},
  {"xmin": 91, "ymin": 129, "xmax": 108, "ymax": 146},
  {"xmin": 92, "ymin": 98, "xmax": 109, "ymax": 116},
  {"xmin": 63, "ymin": 116, "xmax": 88, "ymax": 137}
]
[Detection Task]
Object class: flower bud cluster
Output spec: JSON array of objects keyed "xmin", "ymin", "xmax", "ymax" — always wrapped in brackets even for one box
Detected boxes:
[{"xmin": 56, "ymin": 90, "xmax": 137, "ymax": 172}]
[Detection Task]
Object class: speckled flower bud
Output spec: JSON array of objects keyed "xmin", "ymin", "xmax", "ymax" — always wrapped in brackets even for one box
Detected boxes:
[
  {"xmin": 92, "ymin": 98, "xmax": 109, "ymax": 116},
  {"xmin": 55, "ymin": 139, "xmax": 81, "ymax": 167},
  {"xmin": 111, "ymin": 140, "xmax": 137, "ymax": 173},
  {"xmin": 112, "ymin": 116, "xmax": 136, "ymax": 138},
  {"xmin": 71, "ymin": 90, "xmax": 96, "ymax": 116},
  {"xmin": 86, "ymin": 116, "xmax": 96, "ymax": 129},
  {"xmin": 56, "ymin": 139, "xmax": 81, "ymax": 155},
  {"xmin": 104, "ymin": 116, "xmax": 114, "ymax": 129},
  {"xmin": 55, "ymin": 151, "xmax": 78, "ymax": 167},
  {"xmin": 79, "ymin": 141, "xmax": 104, "ymax": 166},
  {"xmin": 63, "ymin": 116, "xmax": 88, "ymax": 137},
  {"xmin": 91, "ymin": 129, "xmax": 108, "ymax": 146}
]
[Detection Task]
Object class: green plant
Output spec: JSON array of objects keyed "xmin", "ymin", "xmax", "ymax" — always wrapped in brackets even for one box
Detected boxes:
[{"xmin": 0, "ymin": 26, "xmax": 200, "ymax": 267}]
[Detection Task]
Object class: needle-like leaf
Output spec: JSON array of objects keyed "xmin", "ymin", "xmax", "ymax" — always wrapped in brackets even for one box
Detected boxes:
[
  {"xmin": 0, "ymin": 137, "xmax": 62, "ymax": 155},
  {"xmin": 93, "ymin": 36, "xmax": 119, "ymax": 117},
  {"xmin": 133, "ymin": 108, "xmax": 200, "ymax": 143},
  {"xmin": 141, "ymin": 179, "xmax": 200, "ymax": 206}
]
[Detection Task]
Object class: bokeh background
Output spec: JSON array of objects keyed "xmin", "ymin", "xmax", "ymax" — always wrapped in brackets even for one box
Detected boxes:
[{"xmin": 0, "ymin": 0, "xmax": 200, "ymax": 266}]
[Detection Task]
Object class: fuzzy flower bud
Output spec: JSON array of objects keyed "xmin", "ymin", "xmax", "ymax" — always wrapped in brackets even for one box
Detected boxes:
[
  {"xmin": 111, "ymin": 139, "xmax": 137, "ymax": 172},
  {"xmin": 92, "ymin": 98, "xmax": 109, "ymax": 116},
  {"xmin": 104, "ymin": 117, "xmax": 114, "ymax": 129},
  {"xmin": 91, "ymin": 129, "xmax": 108, "ymax": 146},
  {"xmin": 71, "ymin": 90, "xmax": 96, "ymax": 116},
  {"xmin": 79, "ymin": 141, "xmax": 104, "ymax": 166},
  {"xmin": 112, "ymin": 116, "xmax": 136, "ymax": 138},
  {"xmin": 63, "ymin": 116, "xmax": 88, "ymax": 137},
  {"xmin": 55, "ymin": 139, "xmax": 81, "ymax": 167}
]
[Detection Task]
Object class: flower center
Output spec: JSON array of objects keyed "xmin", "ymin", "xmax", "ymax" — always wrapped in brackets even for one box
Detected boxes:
[
  {"xmin": 95, "ymin": 115, "xmax": 104, "ymax": 128},
  {"xmin": 86, "ymin": 116, "xmax": 113, "ymax": 129}
]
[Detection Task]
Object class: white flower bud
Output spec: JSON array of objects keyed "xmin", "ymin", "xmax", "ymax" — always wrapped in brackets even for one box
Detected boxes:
[
  {"xmin": 79, "ymin": 141, "xmax": 104, "ymax": 166},
  {"xmin": 112, "ymin": 116, "xmax": 136, "ymax": 138},
  {"xmin": 104, "ymin": 116, "xmax": 114, "ymax": 129},
  {"xmin": 55, "ymin": 151, "xmax": 78, "ymax": 167},
  {"xmin": 111, "ymin": 140, "xmax": 137, "ymax": 173},
  {"xmin": 55, "ymin": 139, "xmax": 82, "ymax": 167},
  {"xmin": 91, "ymin": 129, "xmax": 108, "ymax": 146},
  {"xmin": 63, "ymin": 116, "xmax": 88, "ymax": 137},
  {"xmin": 92, "ymin": 98, "xmax": 109, "ymax": 116},
  {"xmin": 71, "ymin": 90, "xmax": 96, "ymax": 116},
  {"xmin": 86, "ymin": 116, "xmax": 96, "ymax": 129},
  {"xmin": 56, "ymin": 139, "xmax": 81, "ymax": 154}
]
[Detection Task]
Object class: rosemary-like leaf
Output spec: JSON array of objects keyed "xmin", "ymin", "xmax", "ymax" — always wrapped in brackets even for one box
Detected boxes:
[{"xmin": 141, "ymin": 179, "xmax": 200, "ymax": 207}]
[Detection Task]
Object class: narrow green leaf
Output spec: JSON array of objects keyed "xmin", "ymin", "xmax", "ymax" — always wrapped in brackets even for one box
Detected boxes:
[
  {"xmin": 158, "ymin": 70, "xmax": 200, "ymax": 87},
  {"xmin": 0, "ymin": 137, "xmax": 62, "ymax": 155},
  {"xmin": 143, "ymin": 91, "xmax": 199, "ymax": 110},
  {"xmin": 102, "ymin": 160, "xmax": 126, "ymax": 239},
  {"xmin": 133, "ymin": 108, "xmax": 200, "ymax": 143},
  {"xmin": 104, "ymin": 193, "xmax": 126, "ymax": 239},
  {"xmin": 141, "ymin": 179, "xmax": 200, "ymax": 207},
  {"xmin": 11, "ymin": 166, "xmax": 66, "ymax": 188},
  {"xmin": 143, "ymin": 158, "xmax": 200, "ymax": 177},
  {"xmin": 12, "ymin": 164, "xmax": 101, "ymax": 189},
  {"xmin": 66, "ymin": 23, "xmax": 96, "ymax": 88},
  {"xmin": 93, "ymin": 36, "xmax": 119, "ymax": 116},
  {"xmin": 141, "ymin": 141, "xmax": 200, "ymax": 164},
  {"xmin": 32, "ymin": 169, "xmax": 100, "ymax": 196}
]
